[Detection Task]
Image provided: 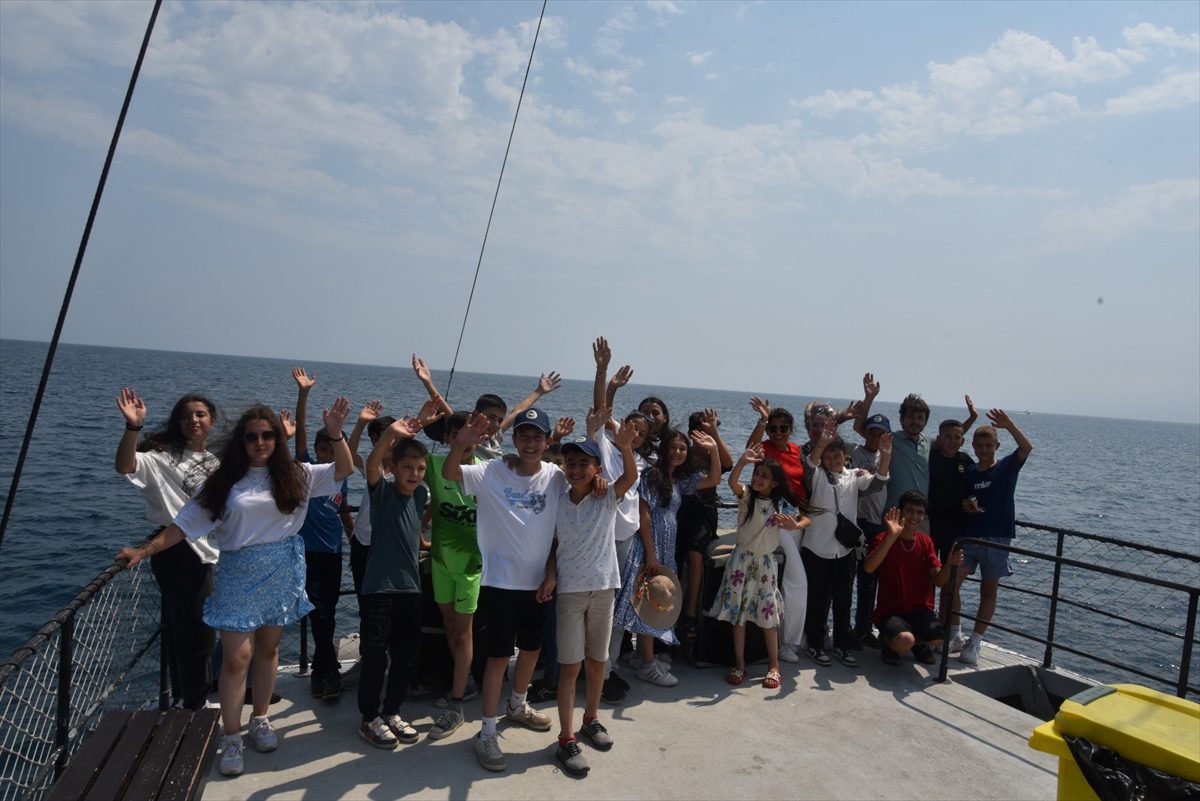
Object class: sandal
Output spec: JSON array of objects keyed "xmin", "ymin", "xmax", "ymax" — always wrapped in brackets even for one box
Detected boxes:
[
  {"xmin": 682, "ymin": 616, "xmax": 699, "ymax": 641},
  {"xmin": 763, "ymin": 670, "xmax": 781, "ymax": 690},
  {"xmin": 726, "ymin": 667, "xmax": 745, "ymax": 686}
]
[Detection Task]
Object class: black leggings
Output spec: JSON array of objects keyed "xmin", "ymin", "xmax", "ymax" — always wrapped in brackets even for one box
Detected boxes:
[
  {"xmin": 801, "ymin": 548, "xmax": 856, "ymax": 651},
  {"xmin": 149, "ymin": 537, "xmax": 214, "ymax": 709}
]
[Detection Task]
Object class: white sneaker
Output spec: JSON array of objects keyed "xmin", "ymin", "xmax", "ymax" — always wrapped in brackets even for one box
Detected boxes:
[
  {"xmin": 938, "ymin": 632, "xmax": 968, "ymax": 654},
  {"xmin": 636, "ymin": 659, "xmax": 678, "ymax": 687},
  {"xmin": 959, "ymin": 637, "xmax": 983, "ymax": 665},
  {"xmin": 218, "ymin": 734, "xmax": 244, "ymax": 776},
  {"xmin": 778, "ymin": 643, "xmax": 800, "ymax": 663},
  {"xmin": 247, "ymin": 715, "xmax": 277, "ymax": 752}
]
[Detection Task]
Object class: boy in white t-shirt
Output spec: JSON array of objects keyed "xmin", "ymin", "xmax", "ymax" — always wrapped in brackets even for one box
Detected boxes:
[
  {"xmin": 443, "ymin": 407, "xmax": 564, "ymax": 773},
  {"xmin": 537, "ymin": 410, "xmax": 638, "ymax": 777}
]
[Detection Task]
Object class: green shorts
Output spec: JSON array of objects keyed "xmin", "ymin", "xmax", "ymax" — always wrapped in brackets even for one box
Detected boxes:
[{"xmin": 431, "ymin": 549, "xmax": 482, "ymax": 614}]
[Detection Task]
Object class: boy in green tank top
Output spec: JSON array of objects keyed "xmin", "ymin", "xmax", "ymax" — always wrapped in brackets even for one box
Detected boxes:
[{"xmin": 425, "ymin": 412, "xmax": 484, "ymax": 740}]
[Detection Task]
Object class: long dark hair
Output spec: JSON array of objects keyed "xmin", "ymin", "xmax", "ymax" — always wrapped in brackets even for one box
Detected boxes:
[
  {"xmin": 138, "ymin": 393, "xmax": 218, "ymax": 459},
  {"xmin": 743, "ymin": 458, "xmax": 802, "ymax": 524},
  {"xmin": 638, "ymin": 396, "xmax": 670, "ymax": 435},
  {"xmin": 196, "ymin": 405, "xmax": 305, "ymax": 521},
  {"xmin": 643, "ymin": 428, "xmax": 691, "ymax": 508}
]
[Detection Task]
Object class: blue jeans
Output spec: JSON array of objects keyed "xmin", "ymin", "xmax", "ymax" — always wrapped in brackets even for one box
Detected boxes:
[{"xmin": 854, "ymin": 518, "xmax": 884, "ymax": 633}]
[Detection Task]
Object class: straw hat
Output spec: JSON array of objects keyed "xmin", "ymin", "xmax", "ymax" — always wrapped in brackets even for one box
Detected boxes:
[{"xmin": 632, "ymin": 566, "xmax": 682, "ymax": 631}]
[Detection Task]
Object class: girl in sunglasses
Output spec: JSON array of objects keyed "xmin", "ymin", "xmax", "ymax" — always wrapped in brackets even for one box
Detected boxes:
[{"xmin": 118, "ymin": 398, "xmax": 353, "ymax": 777}]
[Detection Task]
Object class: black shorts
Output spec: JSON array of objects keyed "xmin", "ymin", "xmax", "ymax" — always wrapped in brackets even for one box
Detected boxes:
[
  {"xmin": 676, "ymin": 494, "xmax": 718, "ymax": 556},
  {"xmin": 477, "ymin": 586, "xmax": 545, "ymax": 658},
  {"xmin": 880, "ymin": 608, "xmax": 945, "ymax": 645}
]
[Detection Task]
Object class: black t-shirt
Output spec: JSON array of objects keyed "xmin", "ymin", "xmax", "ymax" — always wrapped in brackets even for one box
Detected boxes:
[{"xmin": 927, "ymin": 449, "xmax": 973, "ymax": 540}]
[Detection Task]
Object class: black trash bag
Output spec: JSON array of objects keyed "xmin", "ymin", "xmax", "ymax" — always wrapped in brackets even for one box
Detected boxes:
[{"xmin": 1065, "ymin": 735, "xmax": 1200, "ymax": 801}]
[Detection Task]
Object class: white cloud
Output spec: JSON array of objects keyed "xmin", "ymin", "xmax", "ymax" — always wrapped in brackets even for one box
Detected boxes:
[
  {"xmin": 1043, "ymin": 179, "xmax": 1200, "ymax": 241},
  {"xmin": 1122, "ymin": 23, "xmax": 1200, "ymax": 55},
  {"xmin": 688, "ymin": 49, "xmax": 715, "ymax": 65},
  {"xmin": 1104, "ymin": 70, "xmax": 1200, "ymax": 115},
  {"xmin": 646, "ymin": 1, "xmax": 684, "ymax": 15}
]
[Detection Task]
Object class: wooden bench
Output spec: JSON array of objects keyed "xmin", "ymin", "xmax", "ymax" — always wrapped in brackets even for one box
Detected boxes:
[{"xmin": 47, "ymin": 707, "xmax": 220, "ymax": 801}]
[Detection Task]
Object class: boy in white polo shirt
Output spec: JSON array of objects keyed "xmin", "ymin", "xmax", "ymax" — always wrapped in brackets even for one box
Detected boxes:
[
  {"xmin": 538, "ymin": 409, "xmax": 638, "ymax": 777},
  {"xmin": 443, "ymin": 407, "xmax": 564, "ymax": 773}
]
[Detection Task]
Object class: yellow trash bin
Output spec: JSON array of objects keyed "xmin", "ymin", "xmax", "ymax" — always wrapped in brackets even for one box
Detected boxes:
[{"xmin": 1029, "ymin": 684, "xmax": 1200, "ymax": 801}]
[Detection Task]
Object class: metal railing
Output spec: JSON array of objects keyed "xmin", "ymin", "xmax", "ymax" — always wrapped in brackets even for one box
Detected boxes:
[
  {"xmin": 936, "ymin": 522, "xmax": 1200, "ymax": 699},
  {"xmin": 0, "ymin": 563, "xmax": 163, "ymax": 801}
]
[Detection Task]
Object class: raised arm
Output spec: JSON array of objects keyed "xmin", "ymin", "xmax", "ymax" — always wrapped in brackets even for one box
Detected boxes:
[
  {"xmin": 367, "ymin": 416, "xmax": 422, "ymax": 487},
  {"xmin": 806, "ymin": 420, "xmax": 837, "ymax": 468},
  {"xmin": 745, "ymin": 396, "xmax": 770, "ymax": 449},
  {"xmin": 864, "ymin": 507, "xmax": 902, "ymax": 573},
  {"xmin": 292, "ymin": 366, "xmax": 316, "ymax": 459},
  {"xmin": 690, "ymin": 431, "xmax": 723, "ymax": 490},
  {"xmin": 728, "ymin": 444, "xmax": 764, "ymax": 500},
  {"xmin": 349, "ymin": 400, "xmax": 382, "ymax": 470},
  {"xmin": 323, "ymin": 396, "xmax": 354, "ymax": 480},
  {"xmin": 699, "ymin": 409, "xmax": 733, "ymax": 471},
  {"xmin": 443, "ymin": 413, "xmax": 490, "ymax": 483},
  {"xmin": 592, "ymin": 336, "xmax": 611, "ymax": 415},
  {"xmin": 501, "ymin": 371, "xmax": 561, "ymax": 432},
  {"xmin": 412, "ymin": 355, "xmax": 454, "ymax": 417},
  {"xmin": 961, "ymin": 395, "xmax": 979, "ymax": 434},
  {"xmin": 852, "ymin": 372, "xmax": 881, "ymax": 438},
  {"xmin": 606, "ymin": 364, "xmax": 634, "ymax": 412},
  {"xmin": 612, "ymin": 416, "xmax": 640, "ymax": 498},
  {"xmin": 989, "ymin": 409, "xmax": 1033, "ymax": 463},
  {"xmin": 115, "ymin": 387, "xmax": 147, "ymax": 474}
]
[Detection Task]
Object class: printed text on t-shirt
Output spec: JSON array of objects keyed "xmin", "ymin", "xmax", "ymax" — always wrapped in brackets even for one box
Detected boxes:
[{"xmin": 504, "ymin": 488, "xmax": 547, "ymax": 514}]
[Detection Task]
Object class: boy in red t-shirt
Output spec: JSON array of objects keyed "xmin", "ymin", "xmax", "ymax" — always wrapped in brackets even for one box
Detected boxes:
[{"xmin": 864, "ymin": 491, "xmax": 963, "ymax": 666}]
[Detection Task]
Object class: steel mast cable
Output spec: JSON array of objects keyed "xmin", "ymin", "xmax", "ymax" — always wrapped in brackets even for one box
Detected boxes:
[
  {"xmin": 0, "ymin": 0, "xmax": 164, "ymax": 551},
  {"xmin": 442, "ymin": 0, "xmax": 548, "ymax": 405}
]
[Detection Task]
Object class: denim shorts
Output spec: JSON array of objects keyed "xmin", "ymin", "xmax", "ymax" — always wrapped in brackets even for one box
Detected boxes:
[{"xmin": 960, "ymin": 537, "xmax": 1013, "ymax": 581}]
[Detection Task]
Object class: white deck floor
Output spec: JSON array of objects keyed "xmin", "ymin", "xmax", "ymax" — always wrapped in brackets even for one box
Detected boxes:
[{"xmin": 201, "ymin": 641, "xmax": 1063, "ymax": 800}]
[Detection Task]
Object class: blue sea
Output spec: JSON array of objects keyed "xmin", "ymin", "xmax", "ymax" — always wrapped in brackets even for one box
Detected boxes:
[{"xmin": 1, "ymin": 339, "xmax": 1197, "ymax": 693}]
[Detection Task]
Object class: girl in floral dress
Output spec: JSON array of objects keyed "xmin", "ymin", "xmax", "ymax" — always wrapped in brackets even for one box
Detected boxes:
[
  {"xmin": 612, "ymin": 428, "xmax": 722, "ymax": 687},
  {"xmin": 710, "ymin": 444, "xmax": 810, "ymax": 689}
]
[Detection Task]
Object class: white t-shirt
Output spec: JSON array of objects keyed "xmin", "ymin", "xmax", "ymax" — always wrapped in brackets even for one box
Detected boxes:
[
  {"xmin": 554, "ymin": 487, "xmax": 621, "ymax": 593},
  {"xmin": 597, "ymin": 431, "xmax": 644, "ymax": 542},
  {"xmin": 353, "ymin": 464, "xmax": 392, "ymax": 546},
  {"xmin": 803, "ymin": 455, "xmax": 888, "ymax": 559},
  {"xmin": 125, "ymin": 449, "xmax": 220, "ymax": 564},
  {"xmin": 459, "ymin": 459, "xmax": 565, "ymax": 591},
  {"xmin": 735, "ymin": 494, "xmax": 783, "ymax": 555},
  {"xmin": 175, "ymin": 462, "xmax": 340, "ymax": 552}
]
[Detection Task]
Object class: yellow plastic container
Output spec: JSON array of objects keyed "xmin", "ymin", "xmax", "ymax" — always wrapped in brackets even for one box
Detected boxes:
[{"xmin": 1029, "ymin": 684, "xmax": 1200, "ymax": 801}]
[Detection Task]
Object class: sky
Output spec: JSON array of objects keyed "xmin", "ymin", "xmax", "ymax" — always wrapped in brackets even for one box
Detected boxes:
[{"xmin": 0, "ymin": 1, "xmax": 1197, "ymax": 423}]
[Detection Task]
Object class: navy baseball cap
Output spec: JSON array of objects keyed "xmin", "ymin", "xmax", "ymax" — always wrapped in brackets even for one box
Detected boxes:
[
  {"xmin": 560, "ymin": 438, "xmax": 602, "ymax": 460},
  {"xmin": 866, "ymin": 414, "xmax": 891, "ymax": 433},
  {"xmin": 512, "ymin": 407, "xmax": 551, "ymax": 434}
]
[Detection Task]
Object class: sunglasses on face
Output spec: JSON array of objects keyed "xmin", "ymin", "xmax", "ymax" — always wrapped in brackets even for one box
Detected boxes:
[
  {"xmin": 243, "ymin": 430, "xmax": 277, "ymax": 444},
  {"xmin": 766, "ymin": 424, "xmax": 791, "ymax": 434}
]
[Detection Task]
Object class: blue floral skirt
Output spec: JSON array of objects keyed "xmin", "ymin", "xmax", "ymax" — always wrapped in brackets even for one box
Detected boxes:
[
  {"xmin": 612, "ymin": 533, "xmax": 680, "ymax": 646},
  {"xmin": 707, "ymin": 547, "xmax": 782, "ymax": 629},
  {"xmin": 204, "ymin": 535, "xmax": 314, "ymax": 632}
]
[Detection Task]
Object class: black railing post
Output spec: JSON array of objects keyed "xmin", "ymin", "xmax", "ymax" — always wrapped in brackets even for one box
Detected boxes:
[
  {"xmin": 1178, "ymin": 591, "xmax": 1198, "ymax": 699},
  {"xmin": 54, "ymin": 617, "xmax": 73, "ymax": 780},
  {"xmin": 935, "ymin": 563, "xmax": 957, "ymax": 684},
  {"xmin": 299, "ymin": 617, "xmax": 309, "ymax": 676},
  {"xmin": 1043, "ymin": 530, "xmax": 1065, "ymax": 669},
  {"xmin": 159, "ymin": 588, "xmax": 170, "ymax": 711}
]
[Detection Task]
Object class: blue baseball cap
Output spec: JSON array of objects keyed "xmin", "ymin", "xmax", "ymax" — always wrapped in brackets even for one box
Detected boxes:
[
  {"xmin": 560, "ymin": 437, "xmax": 602, "ymax": 460},
  {"xmin": 512, "ymin": 407, "xmax": 551, "ymax": 434},
  {"xmin": 866, "ymin": 414, "xmax": 891, "ymax": 433}
]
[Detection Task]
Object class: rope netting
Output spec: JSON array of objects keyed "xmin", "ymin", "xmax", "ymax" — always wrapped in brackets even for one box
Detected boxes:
[{"xmin": 0, "ymin": 565, "xmax": 161, "ymax": 801}]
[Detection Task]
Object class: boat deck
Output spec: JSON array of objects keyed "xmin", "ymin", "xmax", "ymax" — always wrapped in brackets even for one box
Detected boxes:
[{"xmin": 201, "ymin": 641, "xmax": 1062, "ymax": 800}]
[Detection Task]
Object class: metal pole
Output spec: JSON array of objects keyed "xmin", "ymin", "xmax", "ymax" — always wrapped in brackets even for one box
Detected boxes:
[
  {"xmin": 299, "ymin": 617, "xmax": 309, "ymax": 676},
  {"xmin": 159, "ymin": 588, "xmax": 170, "ymax": 711},
  {"xmin": 935, "ymin": 563, "xmax": 957, "ymax": 684},
  {"xmin": 54, "ymin": 617, "xmax": 74, "ymax": 779},
  {"xmin": 1178, "ymin": 591, "xmax": 1198, "ymax": 699},
  {"xmin": 1043, "ymin": 530, "xmax": 1065, "ymax": 669}
]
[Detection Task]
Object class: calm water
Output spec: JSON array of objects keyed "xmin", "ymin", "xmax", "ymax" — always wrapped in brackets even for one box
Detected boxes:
[{"xmin": 1, "ymin": 339, "xmax": 1197, "ymax": 690}]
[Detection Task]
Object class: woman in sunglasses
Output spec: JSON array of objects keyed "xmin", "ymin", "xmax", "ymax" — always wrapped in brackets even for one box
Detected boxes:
[{"xmin": 118, "ymin": 398, "xmax": 353, "ymax": 777}]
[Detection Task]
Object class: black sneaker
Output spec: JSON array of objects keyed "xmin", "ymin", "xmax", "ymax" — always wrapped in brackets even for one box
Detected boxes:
[
  {"xmin": 609, "ymin": 671, "xmax": 630, "ymax": 691},
  {"xmin": 527, "ymin": 679, "xmax": 557, "ymax": 704},
  {"xmin": 321, "ymin": 672, "xmax": 343, "ymax": 701},
  {"xmin": 555, "ymin": 739, "xmax": 590, "ymax": 777},
  {"xmin": 881, "ymin": 644, "xmax": 902, "ymax": 666},
  {"xmin": 913, "ymin": 644, "xmax": 936, "ymax": 665},
  {"xmin": 861, "ymin": 631, "xmax": 881, "ymax": 649},
  {"xmin": 806, "ymin": 646, "xmax": 832, "ymax": 667},
  {"xmin": 601, "ymin": 676, "xmax": 628, "ymax": 705}
]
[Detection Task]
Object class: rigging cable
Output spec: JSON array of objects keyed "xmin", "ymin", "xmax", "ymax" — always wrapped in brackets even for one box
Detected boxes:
[
  {"xmin": 442, "ymin": 0, "xmax": 548, "ymax": 405},
  {"xmin": 0, "ymin": 0, "xmax": 164, "ymax": 551}
]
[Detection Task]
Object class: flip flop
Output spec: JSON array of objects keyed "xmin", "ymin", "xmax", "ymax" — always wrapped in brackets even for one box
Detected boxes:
[
  {"xmin": 763, "ymin": 670, "xmax": 781, "ymax": 689},
  {"xmin": 726, "ymin": 667, "xmax": 745, "ymax": 686}
]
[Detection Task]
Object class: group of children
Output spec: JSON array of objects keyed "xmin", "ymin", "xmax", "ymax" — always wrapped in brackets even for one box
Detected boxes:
[{"xmin": 115, "ymin": 342, "xmax": 1033, "ymax": 780}]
